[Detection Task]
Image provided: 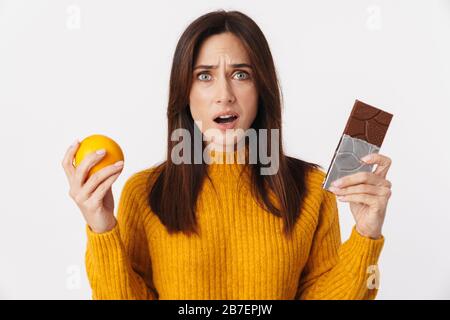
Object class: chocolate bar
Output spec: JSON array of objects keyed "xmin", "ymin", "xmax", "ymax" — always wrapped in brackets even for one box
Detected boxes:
[{"xmin": 322, "ymin": 100, "xmax": 393, "ymax": 190}]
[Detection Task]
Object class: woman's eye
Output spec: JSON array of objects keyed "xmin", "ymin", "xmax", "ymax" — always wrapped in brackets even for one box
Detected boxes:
[
  {"xmin": 233, "ymin": 71, "xmax": 250, "ymax": 80},
  {"xmin": 197, "ymin": 73, "xmax": 212, "ymax": 81}
]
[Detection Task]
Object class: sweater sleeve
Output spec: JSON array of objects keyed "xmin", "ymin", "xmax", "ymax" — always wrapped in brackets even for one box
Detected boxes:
[
  {"xmin": 295, "ymin": 189, "xmax": 385, "ymax": 300},
  {"xmin": 85, "ymin": 172, "xmax": 158, "ymax": 300}
]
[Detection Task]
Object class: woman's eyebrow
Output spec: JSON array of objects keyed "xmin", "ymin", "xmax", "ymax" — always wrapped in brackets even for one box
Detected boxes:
[{"xmin": 193, "ymin": 63, "xmax": 253, "ymax": 70}]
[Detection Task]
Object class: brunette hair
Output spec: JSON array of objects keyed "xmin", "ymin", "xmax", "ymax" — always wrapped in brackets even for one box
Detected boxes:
[{"xmin": 148, "ymin": 10, "xmax": 321, "ymax": 237}]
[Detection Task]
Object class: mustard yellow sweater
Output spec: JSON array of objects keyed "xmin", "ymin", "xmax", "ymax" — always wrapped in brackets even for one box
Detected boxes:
[{"xmin": 85, "ymin": 150, "xmax": 385, "ymax": 300}]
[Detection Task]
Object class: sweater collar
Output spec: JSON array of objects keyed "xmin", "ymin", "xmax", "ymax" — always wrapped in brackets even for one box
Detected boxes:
[
  {"xmin": 205, "ymin": 145, "xmax": 250, "ymax": 178},
  {"xmin": 206, "ymin": 145, "xmax": 248, "ymax": 165}
]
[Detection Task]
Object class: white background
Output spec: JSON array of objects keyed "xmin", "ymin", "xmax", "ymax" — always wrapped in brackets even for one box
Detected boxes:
[{"xmin": 1, "ymin": 0, "xmax": 449, "ymax": 299}]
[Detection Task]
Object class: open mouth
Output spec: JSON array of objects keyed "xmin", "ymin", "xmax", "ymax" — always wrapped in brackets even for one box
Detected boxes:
[{"xmin": 213, "ymin": 114, "xmax": 239, "ymax": 124}]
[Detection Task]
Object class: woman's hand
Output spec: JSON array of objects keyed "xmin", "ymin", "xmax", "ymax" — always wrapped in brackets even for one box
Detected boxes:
[
  {"xmin": 61, "ymin": 140, "xmax": 124, "ymax": 234},
  {"xmin": 328, "ymin": 153, "xmax": 392, "ymax": 239}
]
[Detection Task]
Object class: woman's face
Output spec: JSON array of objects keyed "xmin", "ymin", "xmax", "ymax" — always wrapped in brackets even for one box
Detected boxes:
[{"xmin": 189, "ymin": 32, "xmax": 258, "ymax": 151}]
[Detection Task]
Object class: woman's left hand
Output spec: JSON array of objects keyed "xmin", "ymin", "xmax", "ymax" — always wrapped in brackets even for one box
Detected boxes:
[{"xmin": 328, "ymin": 153, "xmax": 392, "ymax": 239}]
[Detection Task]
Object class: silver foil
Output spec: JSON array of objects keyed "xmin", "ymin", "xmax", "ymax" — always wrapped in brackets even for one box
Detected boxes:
[{"xmin": 322, "ymin": 134, "xmax": 380, "ymax": 190}]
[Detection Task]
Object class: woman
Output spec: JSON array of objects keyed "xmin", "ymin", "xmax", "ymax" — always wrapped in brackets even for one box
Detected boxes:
[{"xmin": 62, "ymin": 10, "xmax": 392, "ymax": 300}]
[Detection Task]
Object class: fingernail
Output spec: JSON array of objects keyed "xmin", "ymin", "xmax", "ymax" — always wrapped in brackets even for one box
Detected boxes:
[
  {"xmin": 361, "ymin": 155, "xmax": 371, "ymax": 162},
  {"xmin": 333, "ymin": 179, "xmax": 342, "ymax": 187},
  {"xmin": 114, "ymin": 160, "xmax": 124, "ymax": 167},
  {"xmin": 70, "ymin": 139, "xmax": 79, "ymax": 148},
  {"xmin": 329, "ymin": 186, "xmax": 339, "ymax": 192},
  {"xmin": 96, "ymin": 149, "xmax": 106, "ymax": 155}
]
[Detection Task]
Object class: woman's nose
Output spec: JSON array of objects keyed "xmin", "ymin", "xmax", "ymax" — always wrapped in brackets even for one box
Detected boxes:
[{"xmin": 215, "ymin": 78, "xmax": 236, "ymax": 105}]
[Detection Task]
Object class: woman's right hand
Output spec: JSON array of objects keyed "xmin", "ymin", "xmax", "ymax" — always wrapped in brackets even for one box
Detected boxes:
[{"xmin": 61, "ymin": 140, "xmax": 124, "ymax": 234}]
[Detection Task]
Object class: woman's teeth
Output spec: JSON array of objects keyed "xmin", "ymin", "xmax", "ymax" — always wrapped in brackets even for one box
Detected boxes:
[{"xmin": 214, "ymin": 115, "xmax": 238, "ymax": 123}]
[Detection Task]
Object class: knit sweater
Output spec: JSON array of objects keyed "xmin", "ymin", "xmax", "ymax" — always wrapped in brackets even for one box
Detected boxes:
[{"xmin": 85, "ymin": 149, "xmax": 385, "ymax": 300}]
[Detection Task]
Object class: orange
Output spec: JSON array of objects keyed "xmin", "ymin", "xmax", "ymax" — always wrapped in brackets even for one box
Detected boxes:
[{"xmin": 74, "ymin": 134, "xmax": 124, "ymax": 179}]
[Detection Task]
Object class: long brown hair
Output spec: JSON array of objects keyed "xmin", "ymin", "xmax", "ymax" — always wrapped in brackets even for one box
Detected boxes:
[{"xmin": 148, "ymin": 10, "xmax": 321, "ymax": 237}]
